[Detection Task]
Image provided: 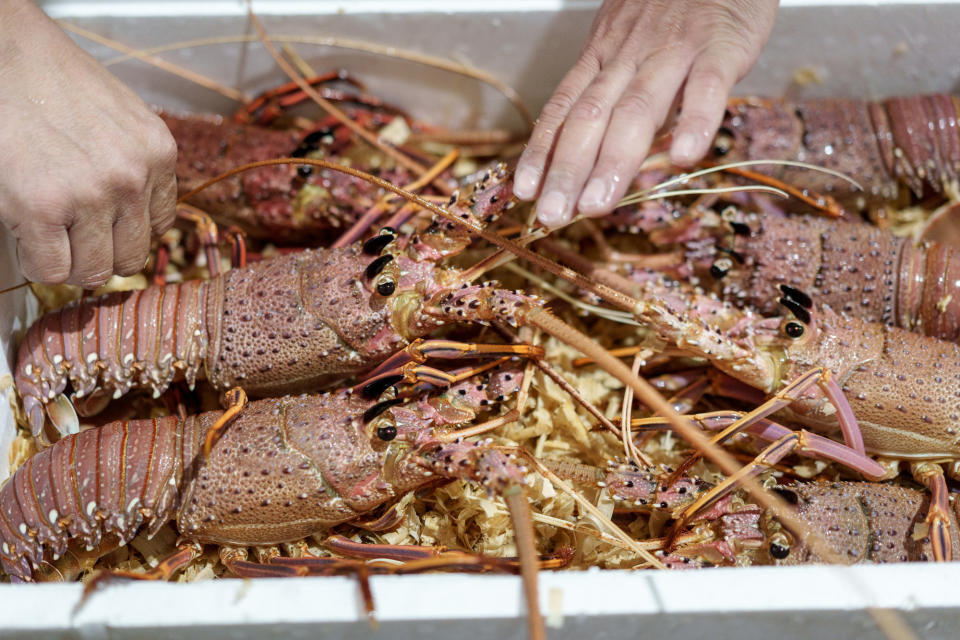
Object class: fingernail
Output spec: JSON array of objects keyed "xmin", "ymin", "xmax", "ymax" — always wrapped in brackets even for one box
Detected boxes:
[
  {"xmin": 514, "ymin": 166, "xmax": 540, "ymax": 200},
  {"xmin": 579, "ymin": 178, "xmax": 610, "ymax": 213},
  {"xmin": 671, "ymin": 133, "xmax": 698, "ymax": 165},
  {"xmin": 537, "ymin": 191, "xmax": 569, "ymax": 227}
]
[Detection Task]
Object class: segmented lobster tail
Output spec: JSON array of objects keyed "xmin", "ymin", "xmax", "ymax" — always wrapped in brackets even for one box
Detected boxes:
[
  {"xmin": 14, "ymin": 280, "xmax": 212, "ymax": 436},
  {"xmin": 0, "ymin": 414, "xmax": 204, "ymax": 582}
]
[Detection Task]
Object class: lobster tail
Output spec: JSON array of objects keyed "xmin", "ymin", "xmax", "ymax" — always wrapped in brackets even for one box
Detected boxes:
[
  {"xmin": 0, "ymin": 414, "xmax": 201, "ymax": 582},
  {"xmin": 14, "ymin": 280, "xmax": 212, "ymax": 436}
]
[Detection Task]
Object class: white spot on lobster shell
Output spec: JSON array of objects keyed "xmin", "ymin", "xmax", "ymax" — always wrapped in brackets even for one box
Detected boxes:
[
  {"xmin": 47, "ymin": 510, "xmax": 58, "ymax": 525},
  {"xmin": 86, "ymin": 501, "xmax": 97, "ymax": 517}
]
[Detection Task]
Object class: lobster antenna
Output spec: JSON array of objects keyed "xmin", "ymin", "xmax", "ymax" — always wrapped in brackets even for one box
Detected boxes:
[
  {"xmin": 96, "ymin": 34, "xmax": 534, "ymax": 131},
  {"xmin": 175, "ymin": 155, "xmax": 840, "ymax": 565},
  {"xmin": 501, "ymin": 263, "xmax": 641, "ymax": 326},
  {"xmin": 630, "ymin": 158, "xmax": 864, "ymax": 196},
  {"xmin": 246, "ymin": 9, "xmax": 450, "ymax": 193},
  {"xmin": 0, "ymin": 281, "xmax": 31, "ymax": 296},
  {"xmin": 57, "ymin": 22, "xmax": 246, "ymax": 103},
  {"xmin": 617, "ymin": 184, "xmax": 789, "ymax": 207}
]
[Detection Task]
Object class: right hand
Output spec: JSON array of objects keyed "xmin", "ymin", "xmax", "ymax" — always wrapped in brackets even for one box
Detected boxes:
[{"xmin": 0, "ymin": 0, "xmax": 177, "ymax": 290}]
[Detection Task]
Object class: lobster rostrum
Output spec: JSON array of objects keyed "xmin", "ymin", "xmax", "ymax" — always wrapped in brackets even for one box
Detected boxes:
[
  {"xmin": 14, "ymin": 164, "xmax": 535, "ymax": 437},
  {"xmin": 0, "ymin": 380, "xmax": 546, "ymax": 636},
  {"xmin": 709, "ymin": 94, "xmax": 960, "ymax": 208}
]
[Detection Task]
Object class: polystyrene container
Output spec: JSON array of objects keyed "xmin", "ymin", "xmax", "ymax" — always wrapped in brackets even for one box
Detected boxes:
[{"xmin": 2, "ymin": 2, "xmax": 960, "ymax": 638}]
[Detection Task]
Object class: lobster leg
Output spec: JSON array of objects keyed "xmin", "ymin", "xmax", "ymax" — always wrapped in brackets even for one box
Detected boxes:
[
  {"xmin": 362, "ymin": 339, "xmax": 544, "ymax": 385},
  {"xmin": 176, "ymin": 206, "xmax": 223, "ymax": 278},
  {"xmin": 83, "ymin": 542, "xmax": 202, "ymax": 594},
  {"xmin": 202, "ymin": 388, "xmax": 249, "ymax": 458},
  {"xmin": 668, "ymin": 367, "xmax": 866, "ymax": 487},
  {"xmin": 666, "ymin": 427, "xmax": 886, "ymax": 551},
  {"xmin": 910, "ymin": 462, "xmax": 953, "ymax": 562},
  {"xmin": 223, "ymin": 226, "xmax": 247, "ymax": 269}
]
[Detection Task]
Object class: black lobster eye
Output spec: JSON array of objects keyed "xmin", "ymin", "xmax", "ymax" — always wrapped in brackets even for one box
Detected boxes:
[
  {"xmin": 769, "ymin": 541, "xmax": 790, "ymax": 559},
  {"xmin": 710, "ymin": 257, "xmax": 733, "ymax": 279},
  {"xmin": 784, "ymin": 321, "xmax": 805, "ymax": 339},
  {"xmin": 376, "ymin": 280, "xmax": 396, "ymax": 297},
  {"xmin": 363, "ymin": 227, "xmax": 398, "ymax": 256},
  {"xmin": 713, "ymin": 127, "xmax": 734, "ymax": 157},
  {"xmin": 376, "ymin": 424, "xmax": 398, "ymax": 441}
]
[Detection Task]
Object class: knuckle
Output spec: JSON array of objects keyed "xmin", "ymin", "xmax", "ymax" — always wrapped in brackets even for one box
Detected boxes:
[
  {"xmin": 688, "ymin": 64, "xmax": 730, "ymax": 93},
  {"xmin": 112, "ymin": 163, "xmax": 150, "ymax": 193},
  {"xmin": 539, "ymin": 94, "xmax": 576, "ymax": 125},
  {"xmin": 150, "ymin": 127, "xmax": 178, "ymax": 169},
  {"xmin": 567, "ymin": 93, "xmax": 609, "ymax": 124},
  {"xmin": 578, "ymin": 42, "xmax": 605, "ymax": 69},
  {"xmin": 613, "ymin": 88, "xmax": 657, "ymax": 119}
]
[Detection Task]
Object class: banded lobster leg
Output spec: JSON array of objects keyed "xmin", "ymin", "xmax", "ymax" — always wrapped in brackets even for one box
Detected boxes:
[{"xmin": 628, "ymin": 367, "xmax": 959, "ymax": 560}]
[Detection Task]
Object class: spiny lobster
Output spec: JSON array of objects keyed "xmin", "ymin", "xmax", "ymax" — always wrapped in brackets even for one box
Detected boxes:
[
  {"xmin": 0, "ymin": 380, "xmax": 546, "ymax": 637},
  {"xmin": 708, "ymin": 94, "xmax": 960, "ymax": 208},
  {"xmin": 14, "ymin": 165, "xmax": 529, "ymax": 436},
  {"xmin": 162, "ymin": 111, "xmax": 417, "ymax": 243}
]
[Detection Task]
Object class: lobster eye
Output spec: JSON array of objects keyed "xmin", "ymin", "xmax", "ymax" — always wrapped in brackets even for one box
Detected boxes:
[
  {"xmin": 769, "ymin": 540, "xmax": 791, "ymax": 559},
  {"xmin": 363, "ymin": 227, "xmax": 398, "ymax": 256},
  {"xmin": 376, "ymin": 424, "xmax": 398, "ymax": 441},
  {"xmin": 784, "ymin": 321, "xmax": 805, "ymax": 339},
  {"xmin": 376, "ymin": 279, "xmax": 396, "ymax": 297},
  {"xmin": 710, "ymin": 257, "xmax": 733, "ymax": 279},
  {"xmin": 713, "ymin": 127, "xmax": 734, "ymax": 157}
]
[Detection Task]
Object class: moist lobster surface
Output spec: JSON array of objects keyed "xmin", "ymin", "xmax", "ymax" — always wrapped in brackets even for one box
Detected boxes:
[
  {"xmin": 0, "ymin": 391, "xmax": 529, "ymax": 583},
  {"xmin": 714, "ymin": 94, "xmax": 960, "ymax": 206},
  {"xmin": 162, "ymin": 112, "xmax": 414, "ymax": 242},
  {"xmin": 707, "ymin": 211, "xmax": 960, "ymax": 341}
]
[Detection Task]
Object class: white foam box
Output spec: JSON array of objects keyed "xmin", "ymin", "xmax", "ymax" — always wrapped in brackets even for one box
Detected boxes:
[{"xmin": 1, "ymin": 1, "xmax": 960, "ymax": 637}]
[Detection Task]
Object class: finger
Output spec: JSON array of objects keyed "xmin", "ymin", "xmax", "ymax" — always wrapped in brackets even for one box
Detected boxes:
[
  {"xmin": 579, "ymin": 57, "xmax": 692, "ymax": 216},
  {"xmin": 514, "ymin": 55, "xmax": 601, "ymax": 200},
  {"xmin": 147, "ymin": 127, "xmax": 178, "ymax": 237},
  {"xmin": 148, "ymin": 170, "xmax": 178, "ymax": 238},
  {"xmin": 669, "ymin": 49, "xmax": 741, "ymax": 167},
  {"xmin": 535, "ymin": 64, "xmax": 636, "ymax": 227},
  {"xmin": 68, "ymin": 208, "xmax": 115, "ymax": 290},
  {"xmin": 16, "ymin": 225, "xmax": 71, "ymax": 285},
  {"xmin": 112, "ymin": 197, "xmax": 151, "ymax": 277}
]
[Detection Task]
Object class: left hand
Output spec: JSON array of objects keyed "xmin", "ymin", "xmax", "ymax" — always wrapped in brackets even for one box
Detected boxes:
[{"xmin": 514, "ymin": 0, "xmax": 779, "ymax": 227}]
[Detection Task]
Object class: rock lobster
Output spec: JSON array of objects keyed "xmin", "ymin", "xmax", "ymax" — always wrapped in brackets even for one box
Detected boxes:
[
  {"xmin": 0, "ymin": 382, "xmax": 547, "ymax": 636},
  {"xmin": 14, "ymin": 166, "xmax": 529, "ymax": 436},
  {"xmin": 708, "ymin": 93, "xmax": 960, "ymax": 208}
]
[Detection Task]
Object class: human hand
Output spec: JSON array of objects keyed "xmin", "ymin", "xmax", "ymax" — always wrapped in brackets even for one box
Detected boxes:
[
  {"xmin": 515, "ymin": 0, "xmax": 779, "ymax": 227},
  {"xmin": 0, "ymin": 0, "xmax": 177, "ymax": 289}
]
